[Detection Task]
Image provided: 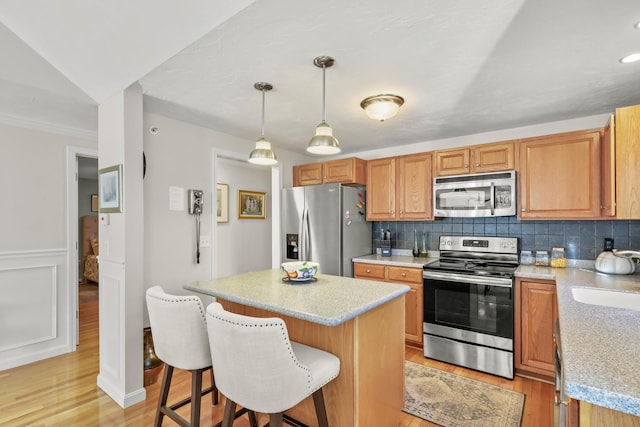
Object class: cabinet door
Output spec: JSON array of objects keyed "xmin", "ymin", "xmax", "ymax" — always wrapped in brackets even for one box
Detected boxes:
[
  {"xmin": 471, "ymin": 141, "xmax": 515, "ymax": 173},
  {"xmin": 293, "ymin": 163, "xmax": 323, "ymax": 186},
  {"xmin": 433, "ymin": 148, "xmax": 470, "ymax": 176},
  {"xmin": 403, "ymin": 282, "xmax": 423, "ymax": 346},
  {"xmin": 517, "ymin": 279, "xmax": 557, "ymax": 378},
  {"xmin": 323, "ymin": 158, "xmax": 366, "ymax": 185},
  {"xmin": 519, "ymin": 130, "xmax": 601, "ymax": 219},
  {"xmin": 601, "ymin": 117, "xmax": 616, "ymax": 217},
  {"xmin": 397, "ymin": 153, "xmax": 432, "ymax": 220},
  {"xmin": 366, "ymin": 158, "xmax": 397, "ymax": 220},
  {"xmin": 615, "ymin": 104, "xmax": 640, "ymax": 219}
]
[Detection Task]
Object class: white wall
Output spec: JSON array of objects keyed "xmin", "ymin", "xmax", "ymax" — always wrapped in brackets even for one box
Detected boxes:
[
  {"xmin": 0, "ymin": 120, "xmax": 96, "ymax": 370},
  {"xmin": 142, "ymin": 112, "xmax": 308, "ymax": 321},
  {"xmin": 216, "ymin": 157, "xmax": 272, "ymax": 278}
]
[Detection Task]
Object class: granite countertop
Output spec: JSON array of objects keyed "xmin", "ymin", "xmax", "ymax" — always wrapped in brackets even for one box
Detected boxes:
[
  {"xmin": 352, "ymin": 253, "xmax": 439, "ymax": 268},
  {"xmin": 185, "ymin": 268, "xmax": 409, "ymax": 327},
  {"xmin": 516, "ymin": 265, "xmax": 640, "ymax": 416}
]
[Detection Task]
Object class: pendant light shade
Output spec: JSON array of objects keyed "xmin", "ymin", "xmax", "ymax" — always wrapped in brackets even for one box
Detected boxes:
[
  {"xmin": 249, "ymin": 82, "xmax": 278, "ymax": 165},
  {"xmin": 307, "ymin": 56, "xmax": 341, "ymax": 155}
]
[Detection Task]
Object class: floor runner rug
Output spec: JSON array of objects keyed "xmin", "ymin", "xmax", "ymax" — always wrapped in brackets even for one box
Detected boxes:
[{"xmin": 404, "ymin": 361, "xmax": 525, "ymax": 427}]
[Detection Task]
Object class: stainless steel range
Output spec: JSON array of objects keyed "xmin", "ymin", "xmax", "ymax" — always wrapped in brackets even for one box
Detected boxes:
[{"xmin": 423, "ymin": 235, "xmax": 519, "ymax": 379}]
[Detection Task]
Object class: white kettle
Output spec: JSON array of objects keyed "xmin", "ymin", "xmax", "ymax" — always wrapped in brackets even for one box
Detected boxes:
[{"xmin": 595, "ymin": 251, "xmax": 636, "ymax": 275}]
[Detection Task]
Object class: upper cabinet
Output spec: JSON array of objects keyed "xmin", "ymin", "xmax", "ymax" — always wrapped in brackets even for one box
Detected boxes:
[
  {"xmin": 367, "ymin": 153, "xmax": 432, "ymax": 221},
  {"xmin": 293, "ymin": 157, "xmax": 367, "ymax": 187},
  {"xmin": 614, "ymin": 105, "xmax": 640, "ymax": 219},
  {"xmin": 601, "ymin": 116, "xmax": 615, "ymax": 217},
  {"xmin": 433, "ymin": 141, "xmax": 515, "ymax": 176},
  {"xmin": 519, "ymin": 129, "xmax": 601, "ymax": 219}
]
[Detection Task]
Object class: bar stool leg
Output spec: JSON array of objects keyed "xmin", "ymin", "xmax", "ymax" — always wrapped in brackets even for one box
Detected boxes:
[
  {"xmin": 210, "ymin": 368, "xmax": 219, "ymax": 405},
  {"xmin": 222, "ymin": 399, "xmax": 237, "ymax": 427},
  {"xmin": 191, "ymin": 369, "xmax": 203, "ymax": 427},
  {"xmin": 312, "ymin": 389, "xmax": 329, "ymax": 427},
  {"xmin": 155, "ymin": 364, "xmax": 174, "ymax": 427}
]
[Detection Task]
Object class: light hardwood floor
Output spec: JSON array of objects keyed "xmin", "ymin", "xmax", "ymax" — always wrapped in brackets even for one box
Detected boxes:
[{"xmin": 0, "ymin": 289, "xmax": 553, "ymax": 426}]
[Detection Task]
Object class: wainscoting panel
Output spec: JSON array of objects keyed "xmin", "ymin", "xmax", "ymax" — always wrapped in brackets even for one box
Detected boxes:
[{"xmin": 0, "ymin": 249, "xmax": 70, "ymax": 370}]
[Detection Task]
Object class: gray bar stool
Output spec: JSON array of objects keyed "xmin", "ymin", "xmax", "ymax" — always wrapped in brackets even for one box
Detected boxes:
[{"xmin": 205, "ymin": 302, "xmax": 341, "ymax": 427}]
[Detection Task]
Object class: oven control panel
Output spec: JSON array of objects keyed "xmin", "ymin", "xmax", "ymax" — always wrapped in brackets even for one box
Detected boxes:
[{"xmin": 439, "ymin": 235, "xmax": 518, "ymax": 254}]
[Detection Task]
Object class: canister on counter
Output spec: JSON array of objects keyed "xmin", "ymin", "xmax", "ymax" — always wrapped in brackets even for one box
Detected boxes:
[
  {"xmin": 535, "ymin": 250, "xmax": 550, "ymax": 266},
  {"xmin": 520, "ymin": 250, "xmax": 534, "ymax": 265},
  {"xmin": 551, "ymin": 247, "xmax": 566, "ymax": 268}
]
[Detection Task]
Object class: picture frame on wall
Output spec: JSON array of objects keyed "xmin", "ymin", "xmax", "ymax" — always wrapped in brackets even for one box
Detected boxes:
[
  {"xmin": 91, "ymin": 194, "xmax": 98, "ymax": 212},
  {"xmin": 98, "ymin": 164, "xmax": 123, "ymax": 213},
  {"xmin": 238, "ymin": 190, "xmax": 266, "ymax": 219},
  {"xmin": 217, "ymin": 183, "xmax": 229, "ymax": 223}
]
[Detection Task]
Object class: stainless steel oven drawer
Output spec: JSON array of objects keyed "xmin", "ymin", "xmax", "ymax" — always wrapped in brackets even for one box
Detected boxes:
[{"xmin": 424, "ymin": 334, "xmax": 514, "ymax": 379}]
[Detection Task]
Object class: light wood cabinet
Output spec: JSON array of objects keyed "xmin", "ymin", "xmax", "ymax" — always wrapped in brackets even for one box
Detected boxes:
[
  {"xmin": 293, "ymin": 157, "xmax": 366, "ymax": 187},
  {"xmin": 519, "ymin": 130, "xmax": 601, "ymax": 219},
  {"xmin": 366, "ymin": 153, "xmax": 432, "ymax": 221},
  {"xmin": 601, "ymin": 117, "xmax": 616, "ymax": 217},
  {"xmin": 354, "ymin": 262, "xmax": 424, "ymax": 347},
  {"xmin": 614, "ymin": 104, "xmax": 640, "ymax": 219},
  {"xmin": 515, "ymin": 278, "xmax": 557, "ymax": 380},
  {"xmin": 433, "ymin": 141, "xmax": 515, "ymax": 176}
]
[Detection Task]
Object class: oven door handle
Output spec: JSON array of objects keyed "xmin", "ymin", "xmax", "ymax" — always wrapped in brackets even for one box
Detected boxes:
[
  {"xmin": 423, "ymin": 271, "xmax": 513, "ymax": 287},
  {"xmin": 490, "ymin": 182, "xmax": 495, "ymax": 216}
]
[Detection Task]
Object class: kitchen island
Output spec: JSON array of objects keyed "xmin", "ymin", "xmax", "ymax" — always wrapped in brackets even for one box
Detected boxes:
[
  {"xmin": 516, "ymin": 266, "xmax": 640, "ymax": 424},
  {"xmin": 185, "ymin": 268, "xmax": 410, "ymax": 427}
]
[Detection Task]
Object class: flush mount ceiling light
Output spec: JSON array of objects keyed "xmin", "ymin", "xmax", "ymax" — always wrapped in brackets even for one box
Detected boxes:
[
  {"xmin": 360, "ymin": 94, "xmax": 405, "ymax": 121},
  {"xmin": 307, "ymin": 56, "xmax": 341, "ymax": 155},
  {"xmin": 248, "ymin": 82, "xmax": 278, "ymax": 166},
  {"xmin": 620, "ymin": 53, "xmax": 640, "ymax": 63}
]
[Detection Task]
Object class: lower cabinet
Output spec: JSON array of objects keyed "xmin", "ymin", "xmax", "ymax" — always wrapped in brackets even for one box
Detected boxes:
[
  {"xmin": 354, "ymin": 262, "xmax": 423, "ymax": 347},
  {"xmin": 515, "ymin": 278, "xmax": 557, "ymax": 380}
]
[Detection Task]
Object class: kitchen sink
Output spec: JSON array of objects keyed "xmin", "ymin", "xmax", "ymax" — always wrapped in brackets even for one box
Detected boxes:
[{"xmin": 571, "ymin": 287, "xmax": 640, "ymax": 312}]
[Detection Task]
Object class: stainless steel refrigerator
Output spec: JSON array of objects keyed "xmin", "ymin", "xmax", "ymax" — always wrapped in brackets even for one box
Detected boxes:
[{"xmin": 282, "ymin": 183, "xmax": 371, "ymax": 277}]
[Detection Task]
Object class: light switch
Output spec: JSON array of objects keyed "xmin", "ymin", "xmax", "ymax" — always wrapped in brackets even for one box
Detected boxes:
[
  {"xmin": 200, "ymin": 235, "xmax": 211, "ymax": 248},
  {"xmin": 99, "ymin": 213, "xmax": 110, "ymax": 225}
]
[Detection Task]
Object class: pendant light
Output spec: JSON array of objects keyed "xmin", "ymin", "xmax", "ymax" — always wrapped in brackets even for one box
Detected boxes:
[
  {"xmin": 248, "ymin": 82, "xmax": 278, "ymax": 165},
  {"xmin": 307, "ymin": 56, "xmax": 341, "ymax": 155}
]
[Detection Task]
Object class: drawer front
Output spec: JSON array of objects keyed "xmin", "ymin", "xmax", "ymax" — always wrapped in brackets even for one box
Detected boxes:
[
  {"xmin": 387, "ymin": 266, "xmax": 422, "ymax": 284},
  {"xmin": 353, "ymin": 263, "xmax": 386, "ymax": 280}
]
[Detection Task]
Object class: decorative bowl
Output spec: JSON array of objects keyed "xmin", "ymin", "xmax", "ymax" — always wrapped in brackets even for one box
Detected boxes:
[{"xmin": 281, "ymin": 261, "xmax": 319, "ymax": 281}]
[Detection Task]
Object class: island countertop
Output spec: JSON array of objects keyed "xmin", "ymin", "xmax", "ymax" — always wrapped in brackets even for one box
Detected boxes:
[
  {"xmin": 185, "ymin": 268, "xmax": 409, "ymax": 327},
  {"xmin": 516, "ymin": 266, "xmax": 640, "ymax": 416}
]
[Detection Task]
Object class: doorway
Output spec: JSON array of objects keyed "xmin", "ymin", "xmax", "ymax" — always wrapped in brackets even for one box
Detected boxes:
[{"xmin": 67, "ymin": 146, "xmax": 98, "ymax": 346}]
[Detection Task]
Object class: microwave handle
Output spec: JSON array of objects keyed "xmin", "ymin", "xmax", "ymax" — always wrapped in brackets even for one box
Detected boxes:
[{"xmin": 489, "ymin": 182, "xmax": 495, "ymax": 216}]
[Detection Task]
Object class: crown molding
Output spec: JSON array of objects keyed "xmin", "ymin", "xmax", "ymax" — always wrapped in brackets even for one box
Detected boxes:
[{"xmin": 0, "ymin": 113, "xmax": 97, "ymax": 141}]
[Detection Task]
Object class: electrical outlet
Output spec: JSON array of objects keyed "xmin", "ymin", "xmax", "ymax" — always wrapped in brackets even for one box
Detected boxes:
[
  {"xmin": 604, "ymin": 238, "xmax": 614, "ymax": 251},
  {"xmin": 199, "ymin": 235, "xmax": 211, "ymax": 248}
]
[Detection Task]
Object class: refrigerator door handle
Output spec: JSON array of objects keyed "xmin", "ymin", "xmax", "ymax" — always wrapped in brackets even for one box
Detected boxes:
[{"xmin": 300, "ymin": 206, "xmax": 310, "ymax": 261}]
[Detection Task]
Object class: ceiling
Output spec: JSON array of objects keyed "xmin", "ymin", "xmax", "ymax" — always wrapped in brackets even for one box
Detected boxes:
[{"xmin": 1, "ymin": 0, "xmax": 639, "ymax": 156}]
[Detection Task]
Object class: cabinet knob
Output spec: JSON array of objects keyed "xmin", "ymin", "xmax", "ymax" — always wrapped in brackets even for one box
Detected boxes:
[
  {"xmin": 521, "ymin": 208, "xmax": 526, "ymax": 212},
  {"xmin": 391, "ymin": 210, "xmax": 395, "ymax": 215},
  {"xmin": 317, "ymin": 176, "xmax": 321, "ymax": 179},
  {"xmin": 323, "ymin": 176, "xmax": 327, "ymax": 179},
  {"xmin": 399, "ymin": 210, "xmax": 403, "ymax": 215},
  {"xmin": 475, "ymin": 163, "xmax": 480, "ymax": 167},
  {"xmin": 366, "ymin": 269, "xmax": 371, "ymax": 273},
  {"xmin": 402, "ymin": 272, "xmax": 406, "ymax": 277},
  {"xmin": 464, "ymin": 164, "xmax": 469, "ymax": 168}
]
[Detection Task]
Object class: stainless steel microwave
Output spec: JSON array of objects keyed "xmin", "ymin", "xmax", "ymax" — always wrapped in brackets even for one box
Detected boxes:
[{"xmin": 433, "ymin": 170, "xmax": 516, "ymax": 217}]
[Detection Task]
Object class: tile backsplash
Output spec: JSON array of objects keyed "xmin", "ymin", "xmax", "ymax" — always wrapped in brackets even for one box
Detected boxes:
[{"xmin": 372, "ymin": 217, "xmax": 640, "ymax": 260}]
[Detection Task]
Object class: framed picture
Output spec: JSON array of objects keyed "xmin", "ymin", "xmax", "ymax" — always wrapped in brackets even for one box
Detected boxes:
[
  {"xmin": 98, "ymin": 164, "xmax": 123, "ymax": 213},
  {"xmin": 238, "ymin": 190, "xmax": 266, "ymax": 219},
  {"xmin": 216, "ymin": 183, "xmax": 229, "ymax": 223},
  {"xmin": 91, "ymin": 194, "xmax": 98, "ymax": 212}
]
